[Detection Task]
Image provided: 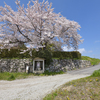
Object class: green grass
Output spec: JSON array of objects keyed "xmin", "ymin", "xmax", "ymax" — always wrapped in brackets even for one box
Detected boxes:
[
  {"xmin": 91, "ymin": 69, "xmax": 100, "ymax": 77},
  {"xmin": 43, "ymin": 69, "xmax": 100, "ymax": 100},
  {"xmin": 0, "ymin": 72, "xmax": 34, "ymax": 81},
  {"xmin": 81, "ymin": 56, "xmax": 100, "ymax": 65},
  {"xmin": 0, "ymin": 71, "xmax": 64, "ymax": 81}
]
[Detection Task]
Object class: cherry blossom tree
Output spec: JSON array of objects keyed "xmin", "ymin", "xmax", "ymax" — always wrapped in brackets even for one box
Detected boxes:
[{"xmin": 0, "ymin": 0, "xmax": 83, "ymax": 53}]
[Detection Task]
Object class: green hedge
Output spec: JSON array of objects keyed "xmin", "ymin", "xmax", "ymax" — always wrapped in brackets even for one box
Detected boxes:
[
  {"xmin": 0, "ymin": 49, "xmax": 30, "ymax": 58},
  {"xmin": 0, "ymin": 49, "xmax": 53, "ymax": 67},
  {"xmin": 52, "ymin": 51, "xmax": 81, "ymax": 59},
  {"xmin": 0, "ymin": 49, "xmax": 81, "ymax": 60}
]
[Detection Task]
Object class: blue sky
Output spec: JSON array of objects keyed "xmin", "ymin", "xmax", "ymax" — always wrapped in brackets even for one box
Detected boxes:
[{"xmin": 0, "ymin": 0, "xmax": 100, "ymax": 58}]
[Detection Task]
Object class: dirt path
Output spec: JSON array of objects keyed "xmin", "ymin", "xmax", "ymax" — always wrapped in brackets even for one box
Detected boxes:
[{"xmin": 0, "ymin": 64, "xmax": 100, "ymax": 100}]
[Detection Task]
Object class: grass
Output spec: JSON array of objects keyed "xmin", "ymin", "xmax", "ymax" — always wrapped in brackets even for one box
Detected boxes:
[
  {"xmin": 43, "ymin": 69, "xmax": 100, "ymax": 100},
  {"xmin": 0, "ymin": 72, "xmax": 34, "ymax": 81},
  {"xmin": 81, "ymin": 56, "xmax": 100, "ymax": 65},
  {"xmin": 91, "ymin": 69, "xmax": 100, "ymax": 77},
  {"xmin": 0, "ymin": 71, "xmax": 64, "ymax": 81}
]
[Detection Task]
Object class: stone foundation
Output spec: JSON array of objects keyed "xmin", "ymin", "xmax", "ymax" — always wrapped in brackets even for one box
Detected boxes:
[
  {"xmin": 0, "ymin": 59, "xmax": 32, "ymax": 72},
  {"xmin": 46, "ymin": 59, "xmax": 91, "ymax": 72},
  {"xmin": 0, "ymin": 59, "xmax": 91, "ymax": 73}
]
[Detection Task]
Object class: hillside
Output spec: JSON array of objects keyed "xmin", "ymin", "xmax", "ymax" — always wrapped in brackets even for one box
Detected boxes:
[{"xmin": 81, "ymin": 56, "xmax": 100, "ymax": 65}]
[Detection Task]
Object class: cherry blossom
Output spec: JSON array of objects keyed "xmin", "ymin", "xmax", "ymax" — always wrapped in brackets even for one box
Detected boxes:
[{"xmin": 0, "ymin": 0, "xmax": 83, "ymax": 52}]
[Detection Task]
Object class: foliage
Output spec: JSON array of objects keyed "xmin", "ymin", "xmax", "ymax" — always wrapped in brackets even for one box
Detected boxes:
[
  {"xmin": 0, "ymin": 71, "xmax": 65, "ymax": 81},
  {"xmin": 36, "ymin": 49, "xmax": 53, "ymax": 66},
  {"xmin": 7, "ymin": 74, "xmax": 15, "ymax": 81},
  {"xmin": 52, "ymin": 51, "xmax": 81, "ymax": 59},
  {"xmin": 0, "ymin": 72, "xmax": 34, "ymax": 81},
  {"xmin": 0, "ymin": 49, "xmax": 30, "ymax": 58},
  {"xmin": 81, "ymin": 56, "xmax": 100, "ymax": 65},
  {"xmin": 0, "ymin": 48, "xmax": 52, "ymax": 66},
  {"xmin": 0, "ymin": 42, "xmax": 29, "ymax": 58},
  {"xmin": 0, "ymin": 0, "xmax": 83, "ymax": 53},
  {"xmin": 91, "ymin": 69, "xmax": 100, "ymax": 77}
]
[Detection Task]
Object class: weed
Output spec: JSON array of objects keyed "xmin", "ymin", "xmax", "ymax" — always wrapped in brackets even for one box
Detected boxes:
[
  {"xmin": 43, "ymin": 69, "xmax": 100, "ymax": 100},
  {"xmin": 7, "ymin": 74, "xmax": 15, "ymax": 81},
  {"xmin": 0, "ymin": 71, "xmax": 64, "ymax": 81},
  {"xmin": 91, "ymin": 69, "xmax": 100, "ymax": 77}
]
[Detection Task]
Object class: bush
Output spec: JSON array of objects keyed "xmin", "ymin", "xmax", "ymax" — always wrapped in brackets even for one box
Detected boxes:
[
  {"xmin": 52, "ymin": 51, "xmax": 81, "ymax": 59},
  {"xmin": 7, "ymin": 74, "xmax": 15, "ymax": 81},
  {"xmin": 91, "ymin": 69, "xmax": 100, "ymax": 77},
  {"xmin": 0, "ymin": 49, "xmax": 31, "ymax": 58},
  {"xmin": 36, "ymin": 49, "xmax": 53, "ymax": 67},
  {"xmin": 0, "ymin": 48, "xmax": 53, "ymax": 67}
]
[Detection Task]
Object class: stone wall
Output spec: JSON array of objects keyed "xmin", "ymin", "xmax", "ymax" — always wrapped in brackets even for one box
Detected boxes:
[
  {"xmin": 0, "ymin": 59, "xmax": 32, "ymax": 72},
  {"xmin": 46, "ymin": 59, "xmax": 91, "ymax": 72},
  {"xmin": 0, "ymin": 59, "xmax": 91, "ymax": 73}
]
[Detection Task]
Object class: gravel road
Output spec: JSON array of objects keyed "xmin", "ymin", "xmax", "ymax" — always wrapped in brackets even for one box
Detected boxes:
[{"xmin": 0, "ymin": 64, "xmax": 100, "ymax": 100}]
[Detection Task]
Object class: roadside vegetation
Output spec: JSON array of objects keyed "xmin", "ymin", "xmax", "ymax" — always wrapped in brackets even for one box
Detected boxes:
[
  {"xmin": 0, "ymin": 72, "xmax": 33, "ymax": 81},
  {"xmin": 0, "ymin": 71, "xmax": 64, "ymax": 81},
  {"xmin": 81, "ymin": 56, "xmax": 100, "ymax": 65},
  {"xmin": 43, "ymin": 69, "xmax": 100, "ymax": 100}
]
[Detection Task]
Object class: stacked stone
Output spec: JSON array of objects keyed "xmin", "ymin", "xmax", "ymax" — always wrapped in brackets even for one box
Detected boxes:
[
  {"xmin": 0, "ymin": 59, "xmax": 10, "ymax": 72},
  {"xmin": 0, "ymin": 58, "xmax": 91, "ymax": 73},
  {"xmin": 0, "ymin": 59, "xmax": 32, "ymax": 72},
  {"xmin": 46, "ymin": 59, "xmax": 91, "ymax": 72}
]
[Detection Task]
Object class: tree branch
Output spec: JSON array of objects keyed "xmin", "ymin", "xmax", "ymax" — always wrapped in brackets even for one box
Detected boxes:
[{"xmin": 16, "ymin": 25, "xmax": 32, "ymax": 42}]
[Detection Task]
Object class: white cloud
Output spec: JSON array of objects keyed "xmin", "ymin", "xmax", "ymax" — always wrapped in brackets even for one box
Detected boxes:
[
  {"xmin": 62, "ymin": 46, "xmax": 85, "ymax": 54},
  {"xmin": 77, "ymin": 48, "xmax": 85, "ymax": 53}
]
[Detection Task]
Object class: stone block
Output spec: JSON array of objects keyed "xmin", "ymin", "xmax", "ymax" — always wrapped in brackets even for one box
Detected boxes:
[
  {"xmin": 12, "ymin": 68, "xmax": 17, "ymax": 72},
  {"xmin": 18, "ymin": 68, "xmax": 21, "ymax": 72},
  {"xmin": 10, "ymin": 68, "xmax": 13, "ymax": 72},
  {"xmin": 1, "ymin": 67, "xmax": 7, "ymax": 72}
]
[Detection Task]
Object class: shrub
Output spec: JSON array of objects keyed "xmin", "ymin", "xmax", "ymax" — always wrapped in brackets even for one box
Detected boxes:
[
  {"xmin": 91, "ymin": 69, "xmax": 100, "ymax": 77},
  {"xmin": 52, "ymin": 51, "xmax": 81, "ymax": 59},
  {"xmin": 7, "ymin": 74, "xmax": 15, "ymax": 81},
  {"xmin": 0, "ymin": 49, "xmax": 31, "ymax": 58},
  {"xmin": 36, "ymin": 49, "xmax": 53, "ymax": 67}
]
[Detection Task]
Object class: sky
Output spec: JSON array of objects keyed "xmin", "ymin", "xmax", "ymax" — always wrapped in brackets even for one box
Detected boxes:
[{"xmin": 0, "ymin": 0, "xmax": 100, "ymax": 59}]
